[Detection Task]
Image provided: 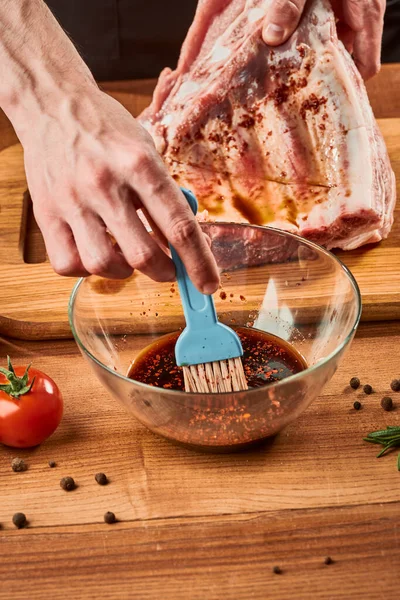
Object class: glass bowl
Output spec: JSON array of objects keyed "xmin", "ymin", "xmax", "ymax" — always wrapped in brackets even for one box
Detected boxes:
[{"xmin": 69, "ymin": 223, "xmax": 361, "ymax": 452}]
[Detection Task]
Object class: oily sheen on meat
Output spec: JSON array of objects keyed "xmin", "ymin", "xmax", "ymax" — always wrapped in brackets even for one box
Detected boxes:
[{"xmin": 139, "ymin": 0, "xmax": 396, "ymax": 251}]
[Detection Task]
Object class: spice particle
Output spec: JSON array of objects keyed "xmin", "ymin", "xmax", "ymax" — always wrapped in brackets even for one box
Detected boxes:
[
  {"xmin": 60, "ymin": 476, "xmax": 76, "ymax": 491},
  {"xmin": 381, "ymin": 397, "xmax": 394, "ymax": 412},
  {"xmin": 390, "ymin": 379, "xmax": 400, "ymax": 392},
  {"xmin": 353, "ymin": 401, "xmax": 362, "ymax": 411},
  {"xmin": 350, "ymin": 377, "xmax": 360, "ymax": 390},
  {"xmin": 12, "ymin": 512, "xmax": 27, "ymax": 529},
  {"xmin": 363, "ymin": 384, "xmax": 373, "ymax": 395},
  {"xmin": 95, "ymin": 473, "xmax": 108, "ymax": 486},
  {"xmin": 11, "ymin": 458, "xmax": 27, "ymax": 472},
  {"xmin": 324, "ymin": 556, "xmax": 334, "ymax": 565},
  {"xmin": 48, "ymin": 460, "xmax": 56, "ymax": 468},
  {"xmin": 272, "ymin": 566, "xmax": 282, "ymax": 575},
  {"xmin": 104, "ymin": 511, "xmax": 116, "ymax": 524}
]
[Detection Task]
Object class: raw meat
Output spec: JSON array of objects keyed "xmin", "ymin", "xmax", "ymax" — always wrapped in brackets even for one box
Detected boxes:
[
  {"xmin": 139, "ymin": 0, "xmax": 396, "ymax": 250},
  {"xmin": 201, "ymin": 222, "xmax": 302, "ymax": 270}
]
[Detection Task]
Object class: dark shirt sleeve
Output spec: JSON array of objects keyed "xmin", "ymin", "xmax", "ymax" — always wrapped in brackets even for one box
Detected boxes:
[
  {"xmin": 45, "ymin": 0, "xmax": 400, "ymax": 82},
  {"xmin": 45, "ymin": 0, "xmax": 198, "ymax": 80},
  {"xmin": 382, "ymin": 0, "xmax": 400, "ymax": 63}
]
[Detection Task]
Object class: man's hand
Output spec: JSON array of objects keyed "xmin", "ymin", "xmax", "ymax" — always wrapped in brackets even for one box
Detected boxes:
[
  {"xmin": 0, "ymin": 0, "xmax": 220, "ymax": 293},
  {"xmin": 262, "ymin": 0, "xmax": 386, "ymax": 80},
  {"xmin": 22, "ymin": 89, "xmax": 219, "ymax": 292}
]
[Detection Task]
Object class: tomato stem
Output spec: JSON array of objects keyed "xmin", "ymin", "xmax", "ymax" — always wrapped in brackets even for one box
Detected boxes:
[{"xmin": 0, "ymin": 356, "xmax": 35, "ymax": 398}]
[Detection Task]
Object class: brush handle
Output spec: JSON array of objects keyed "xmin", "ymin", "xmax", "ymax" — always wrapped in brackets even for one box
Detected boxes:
[{"xmin": 169, "ymin": 189, "xmax": 219, "ymax": 332}]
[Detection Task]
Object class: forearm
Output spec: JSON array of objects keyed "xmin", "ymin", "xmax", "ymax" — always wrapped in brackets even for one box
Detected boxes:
[{"xmin": 0, "ymin": 0, "xmax": 97, "ymax": 139}]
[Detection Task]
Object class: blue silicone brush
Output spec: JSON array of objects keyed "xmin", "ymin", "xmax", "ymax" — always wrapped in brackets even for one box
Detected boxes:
[{"xmin": 169, "ymin": 189, "xmax": 248, "ymax": 393}]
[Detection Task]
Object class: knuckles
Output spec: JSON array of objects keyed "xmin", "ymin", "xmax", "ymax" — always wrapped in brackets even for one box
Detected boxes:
[
  {"xmin": 89, "ymin": 166, "xmax": 113, "ymax": 193},
  {"xmin": 130, "ymin": 151, "xmax": 151, "ymax": 174},
  {"xmin": 126, "ymin": 247, "xmax": 155, "ymax": 271},
  {"xmin": 370, "ymin": 0, "xmax": 386, "ymax": 20},
  {"xmin": 82, "ymin": 252, "xmax": 116, "ymax": 276},
  {"xmin": 51, "ymin": 256, "xmax": 85, "ymax": 277},
  {"xmin": 271, "ymin": 0, "xmax": 303, "ymax": 23},
  {"xmin": 168, "ymin": 216, "xmax": 199, "ymax": 248}
]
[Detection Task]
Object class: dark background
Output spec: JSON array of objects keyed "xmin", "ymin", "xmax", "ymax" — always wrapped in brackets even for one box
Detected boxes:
[{"xmin": 45, "ymin": 0, "xmax": 400, "ymax": 81}]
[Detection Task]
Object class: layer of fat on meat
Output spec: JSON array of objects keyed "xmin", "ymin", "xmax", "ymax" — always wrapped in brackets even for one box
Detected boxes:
[
  {"xmin": 247, "ymin": 7, "xmax": 264, "ymax": 22},
  {"xmin": 210, "ymin": 41, "xmax": 232, "ymax": 63},
  {"xmin": 176, "ymin": 80, "xmax": 200, "ymax": 100}
]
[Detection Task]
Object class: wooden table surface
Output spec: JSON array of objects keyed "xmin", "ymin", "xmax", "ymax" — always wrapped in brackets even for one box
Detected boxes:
[{"xmin": 1, "ymin": 67, "xmax": 400, "ymax": 599}]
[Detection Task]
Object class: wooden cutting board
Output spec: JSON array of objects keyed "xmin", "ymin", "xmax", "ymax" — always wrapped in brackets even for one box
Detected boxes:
[{"xmin": 0, "ymin": 119, "xmax": 399, "ymax": 340}]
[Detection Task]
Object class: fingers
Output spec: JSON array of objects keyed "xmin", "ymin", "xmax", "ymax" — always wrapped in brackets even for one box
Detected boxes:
[
  {"xmin": 40, "ymin": 218, "xmax": 90, "ymax": 277},
  {"xmin": 140, "ymin": 206, "xmax": 169, "ymax": 251},
  {"xmin": 349, "ymin": 1, "xmax": 385, "ymax": 80},
  {"xmin": 262, "ymin": 0, "xmax": 308, "ymax": 46},
  {"xmin": 103, "ymin": 201, "xmax": 177, "ymax": 282},
  {"xmin": 69, "ymin": 212, "xmax": 133, "ymax": 279},
  {"xmin": 336, "ymin": 21, "xmax": 355, "ymax": 55},
  {"xmin": 342, "ymin": 0, "xmax": 365, "ymax": 32},
  {"xmin": 129, "ymin": 152, "xmax": 220, "ymax": 294}
]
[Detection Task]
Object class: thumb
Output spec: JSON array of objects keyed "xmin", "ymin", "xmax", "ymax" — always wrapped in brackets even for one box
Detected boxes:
[{"xmin": 262, "ymin": 0, "xmax": 307, "ymax": 46}]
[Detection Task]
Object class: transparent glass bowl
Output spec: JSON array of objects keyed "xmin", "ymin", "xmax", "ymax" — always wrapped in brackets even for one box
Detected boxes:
[{"xmin": 69, "ymin": 223, "xmax": 361, "ymax": 451}]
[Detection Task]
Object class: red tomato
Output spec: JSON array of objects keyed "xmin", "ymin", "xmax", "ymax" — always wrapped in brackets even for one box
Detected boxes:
[{"xmin": 0, "ymin": 359, "xmax": 63, "ymax": 448}]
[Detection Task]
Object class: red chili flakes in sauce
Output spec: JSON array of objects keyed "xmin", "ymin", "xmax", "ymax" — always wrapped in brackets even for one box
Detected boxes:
[{"xmin": 128, "ymin": 328, "xmax": 306, "ymax": 392}]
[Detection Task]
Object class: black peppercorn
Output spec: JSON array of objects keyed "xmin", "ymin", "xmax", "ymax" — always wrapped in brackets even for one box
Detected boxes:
[
  {"xmin": 272, "ymin": 566, "xmax": 282, "ymax": 574},
  {"xmin": 104, "ymin": 511, "xmax": 116, "ymax": 524},
  {"xmin": 324, "ymin": 557, "xmax": 333, "ymax": 565},
  {"xmin": 381, "ymin": 397, "xmax": 394, "ymax": 412},
  {"xmin": 353, "ymin": 401, "xmax": 362, "ymax": 411},
  {"xmin": 11, "ymin": 458, "xmax": 27, "ymax": 472},
  {"xmin": 12, "ymin": 512, "xmax": 27, "ymax": 529},
  {"xmin": 95, "ymin": 473, "xmax": 108, "ymax": 486},
  {"xmin": 48, "ymin": 460, "xmax": 56, "ymax": 468},
  {"xmin": 363, "ymin": 384, "xmax": 373, "ymax": 395},
  {"xmin": 350, "ymin": 377, "xmax": 360, "ymax": 390},
  {"xmin": 390, "ymin": 379, "xmax": 400, "ymax": 392},
  {"xmin": 60, "ymin": 476, "xmax": 76, "ymax": 491}
]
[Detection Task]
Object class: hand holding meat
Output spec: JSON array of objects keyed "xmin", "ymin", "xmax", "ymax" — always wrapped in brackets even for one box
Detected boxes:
[
  {"xmin": 0, "ymin": 0, "xmax": 220, "ymax": 292},
  {"xmin": 263, "ymin": 0, "xmax": 386, "ymax": 80},
  {"xmin": 140, "ymin": 0, "xmax": 395, "ymax": 251}
]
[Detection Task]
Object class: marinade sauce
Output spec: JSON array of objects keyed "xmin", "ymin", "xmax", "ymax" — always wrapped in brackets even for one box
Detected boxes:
[{"xmin": 128, "ymin": 327, "xmax": 307, "ymax": 391}]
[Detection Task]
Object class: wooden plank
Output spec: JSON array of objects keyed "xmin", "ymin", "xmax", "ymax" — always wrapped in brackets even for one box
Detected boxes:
[
  {"xmin": 365, "ymin": 64, "xmax": 400, "ymax": 119},
  {"xmin": 1, "ymin": 502, "xmax": 399, "ymax": 600},
  {"xmin": 0, "ymin": 122, "xmax": 398, "ymax": 340},
  {"xmin": 1, "ymin": 321, "xmax": 400, "ymax": 530},
  {"xmin": 1, "ymin": 322, "xmax": 400, "ymax": 598}
]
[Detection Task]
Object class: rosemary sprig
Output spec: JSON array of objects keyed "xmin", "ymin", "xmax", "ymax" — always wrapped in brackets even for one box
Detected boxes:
[{"xmin": 364, "ymin": 426, "xmax": 400, "ymax": 458}]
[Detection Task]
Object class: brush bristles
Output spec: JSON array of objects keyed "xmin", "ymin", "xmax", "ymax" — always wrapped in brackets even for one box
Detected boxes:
[{"xmin": 182, "ymin": 357, "xmax": 248, "ymax": 393}]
